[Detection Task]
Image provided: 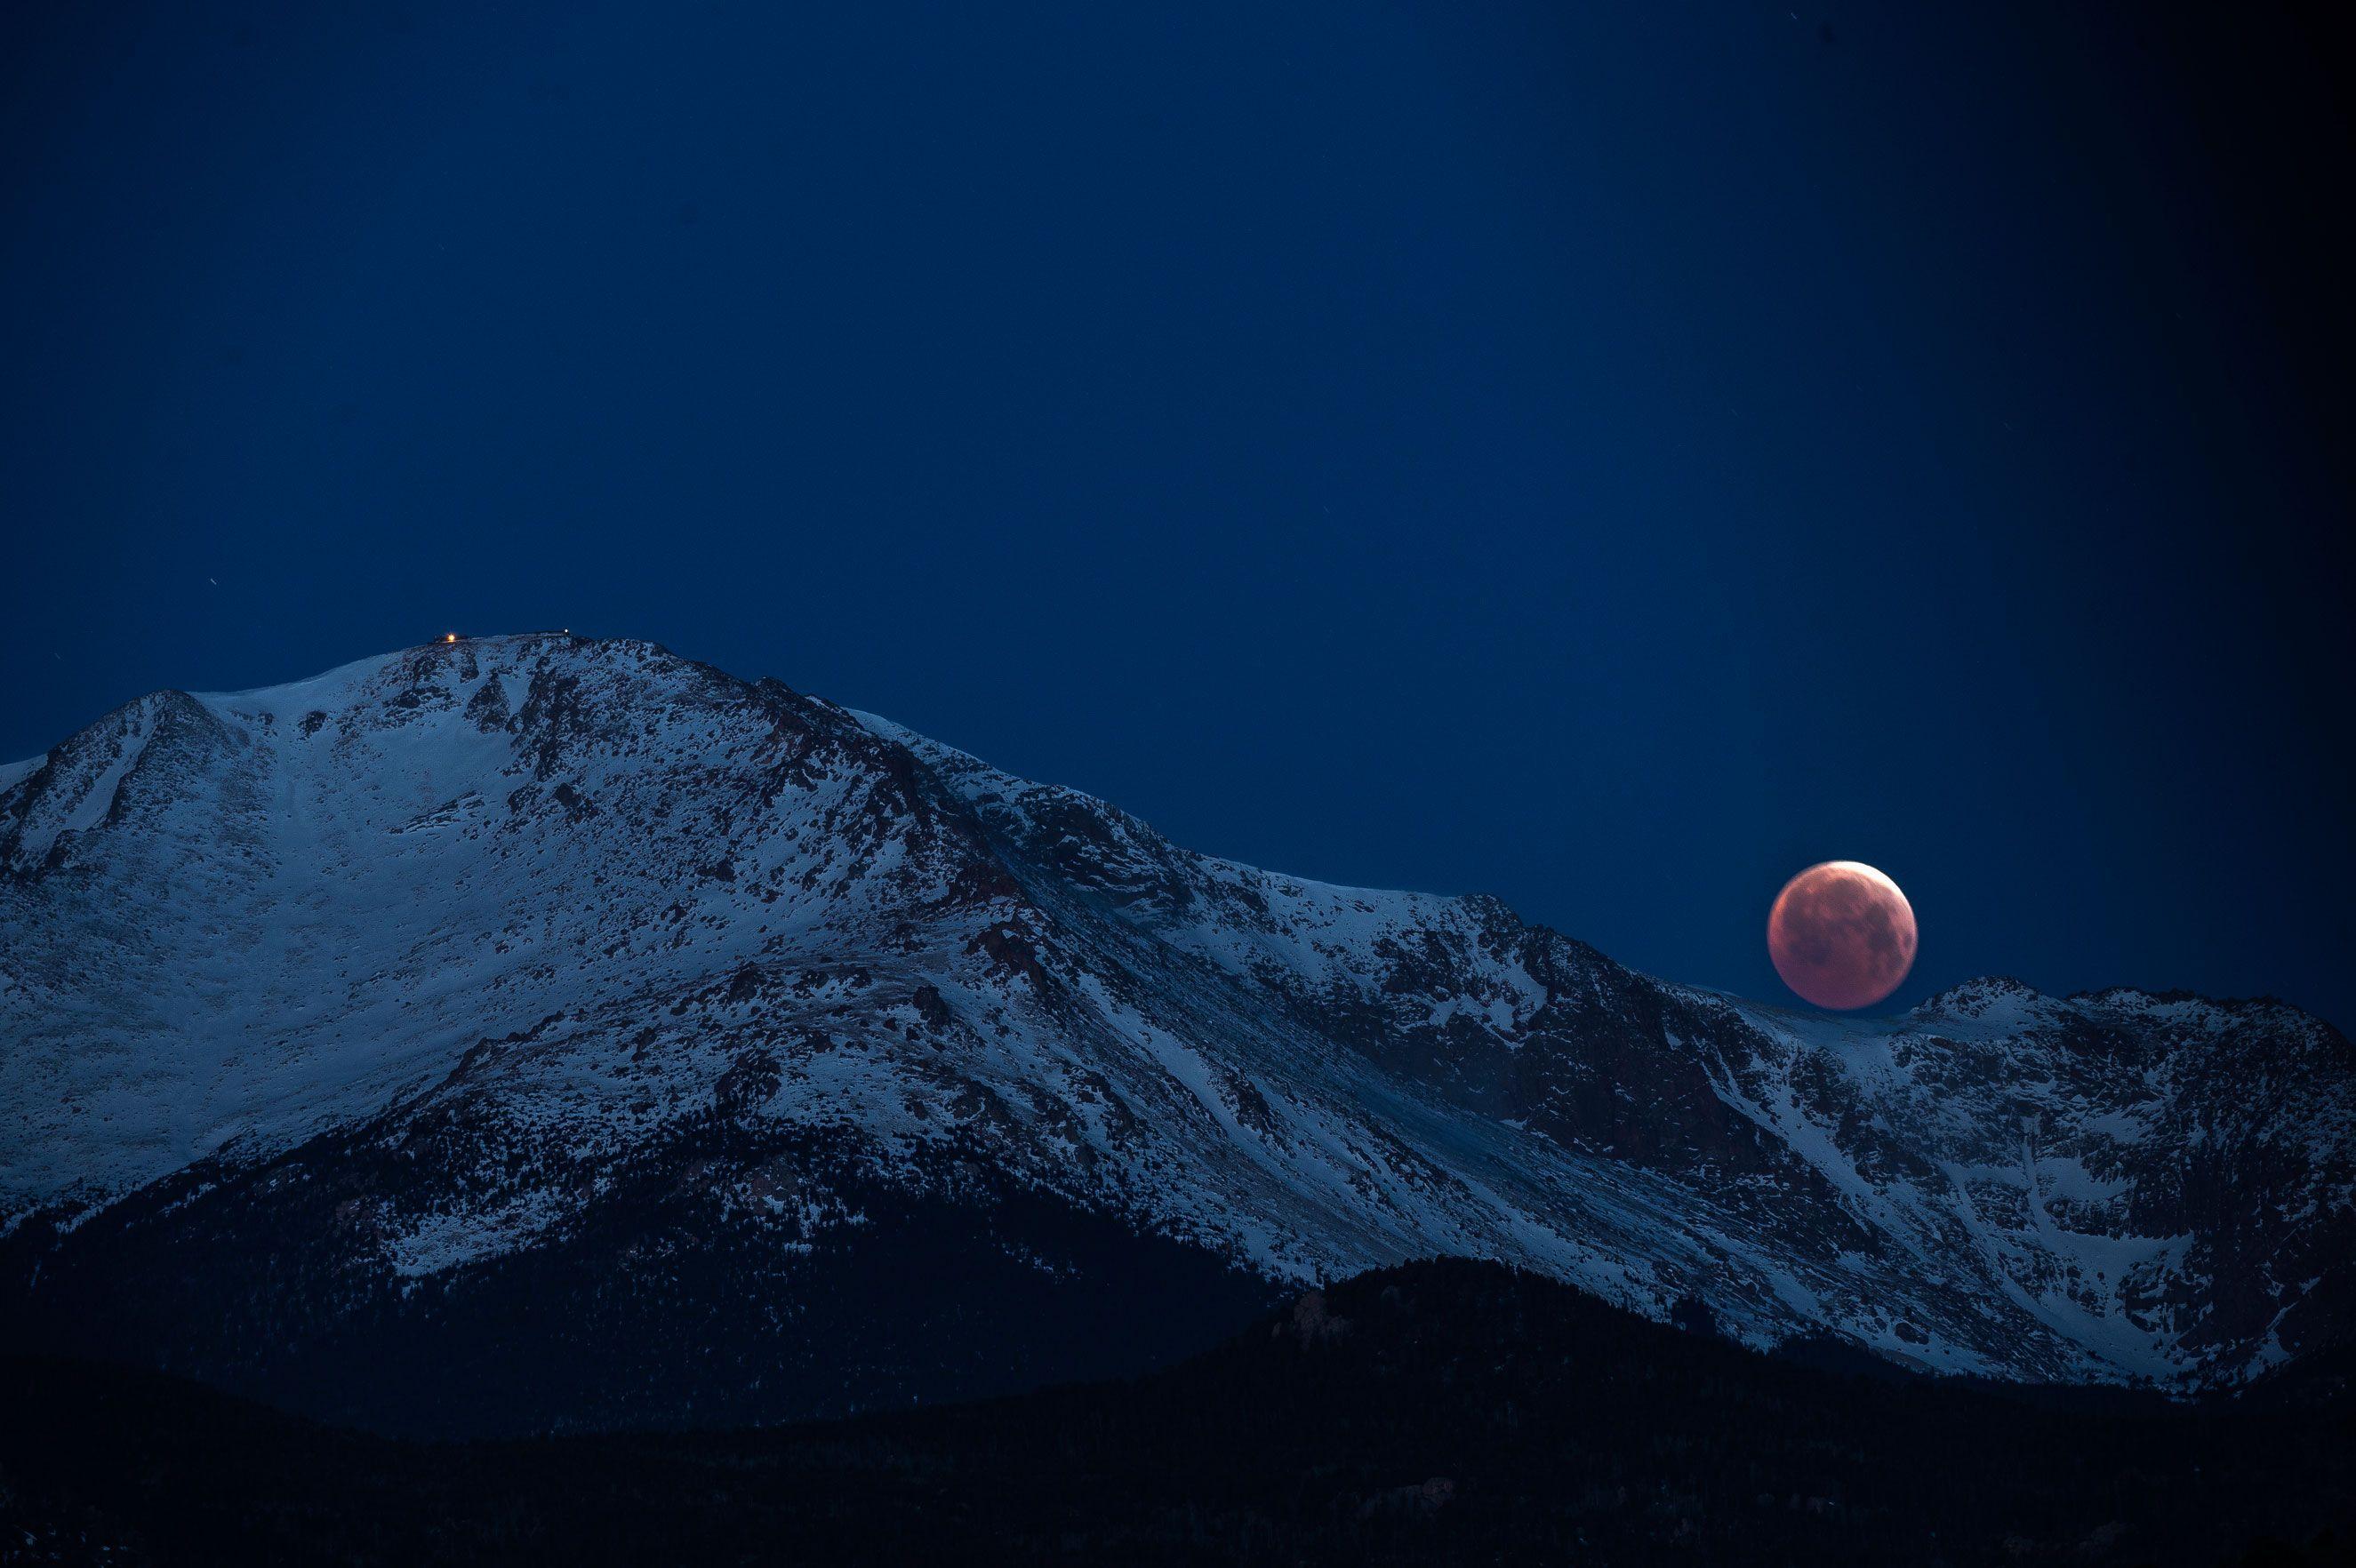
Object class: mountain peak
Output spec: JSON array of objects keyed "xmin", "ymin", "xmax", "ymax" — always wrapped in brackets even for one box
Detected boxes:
[{"xmin": 4, "ymin": 641, "xmax": 2351, "ymax": 1430}]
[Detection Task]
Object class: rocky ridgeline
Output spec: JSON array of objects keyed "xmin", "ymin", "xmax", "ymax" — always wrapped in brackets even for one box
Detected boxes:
[{"xmin": 1, "ymin": 634, "xmax": 2348, "ymax": 1433}]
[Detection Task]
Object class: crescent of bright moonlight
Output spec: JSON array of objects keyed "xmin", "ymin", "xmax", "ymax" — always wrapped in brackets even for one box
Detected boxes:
[{"xmin": 1767, "ymin": 860, "xmax": 1919, "ymax": 1011}]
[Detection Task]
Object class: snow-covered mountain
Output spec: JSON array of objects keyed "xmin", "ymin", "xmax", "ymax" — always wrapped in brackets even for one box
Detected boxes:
[{"xmin": 2, "ymin": 635, "xmax": 2349, "ymax": 1432}]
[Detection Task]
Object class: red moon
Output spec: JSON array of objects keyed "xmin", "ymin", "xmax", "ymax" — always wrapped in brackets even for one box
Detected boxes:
[{"xmin": 1767, "ymin": 861, "xmax": 1918, "ymax": 1011}]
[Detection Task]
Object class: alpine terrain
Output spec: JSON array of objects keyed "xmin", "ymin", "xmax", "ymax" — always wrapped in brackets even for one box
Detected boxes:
[{"xmin": 2, "ymin": 634, "xmax": 2349, "ymax": 1435}]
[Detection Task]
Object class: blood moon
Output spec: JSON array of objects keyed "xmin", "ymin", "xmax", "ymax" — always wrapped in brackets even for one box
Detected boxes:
[{"xmin": 1767, "ymin": 861, "xmax": 1918, "ymax": 1011}]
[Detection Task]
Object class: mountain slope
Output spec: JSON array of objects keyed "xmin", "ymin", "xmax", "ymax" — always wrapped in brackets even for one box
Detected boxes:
[{"xmin": 1, "ymin": 635, "xmax": 2349, "ymax": 1431}]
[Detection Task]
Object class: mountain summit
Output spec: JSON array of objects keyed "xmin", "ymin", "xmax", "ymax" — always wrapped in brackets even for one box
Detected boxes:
[{"xmin": 2, "ymin": 635, "xmax": 2349, "ymax": 1432}]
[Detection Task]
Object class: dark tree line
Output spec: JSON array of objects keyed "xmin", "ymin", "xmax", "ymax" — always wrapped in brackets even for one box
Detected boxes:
[{"xmin": 4, "ymin": 1257, "xmax": 2352, "ymax": 1565}]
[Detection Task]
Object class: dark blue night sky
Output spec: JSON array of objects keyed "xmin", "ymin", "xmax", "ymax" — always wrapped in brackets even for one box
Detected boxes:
[{"xmin": 4, "ymin": 3, "xmax": 2350, "ymax": 1026}]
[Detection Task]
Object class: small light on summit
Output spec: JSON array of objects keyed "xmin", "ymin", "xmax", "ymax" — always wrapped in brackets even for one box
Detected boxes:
[{"xmin": 445, "ymin": 632, "xmax": 459, "ymax": 644}]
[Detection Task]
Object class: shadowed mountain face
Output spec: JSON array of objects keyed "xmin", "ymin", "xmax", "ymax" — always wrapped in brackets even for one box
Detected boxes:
[{"xmin": 2, "ymin": 635, "xmax": 2350, "ymax": 1433}]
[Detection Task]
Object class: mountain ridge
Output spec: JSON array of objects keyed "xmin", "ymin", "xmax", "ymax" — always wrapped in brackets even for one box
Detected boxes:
[{"xmin": 2, "ymin": 633, "xmax": 2348, "ymax": 1431}]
